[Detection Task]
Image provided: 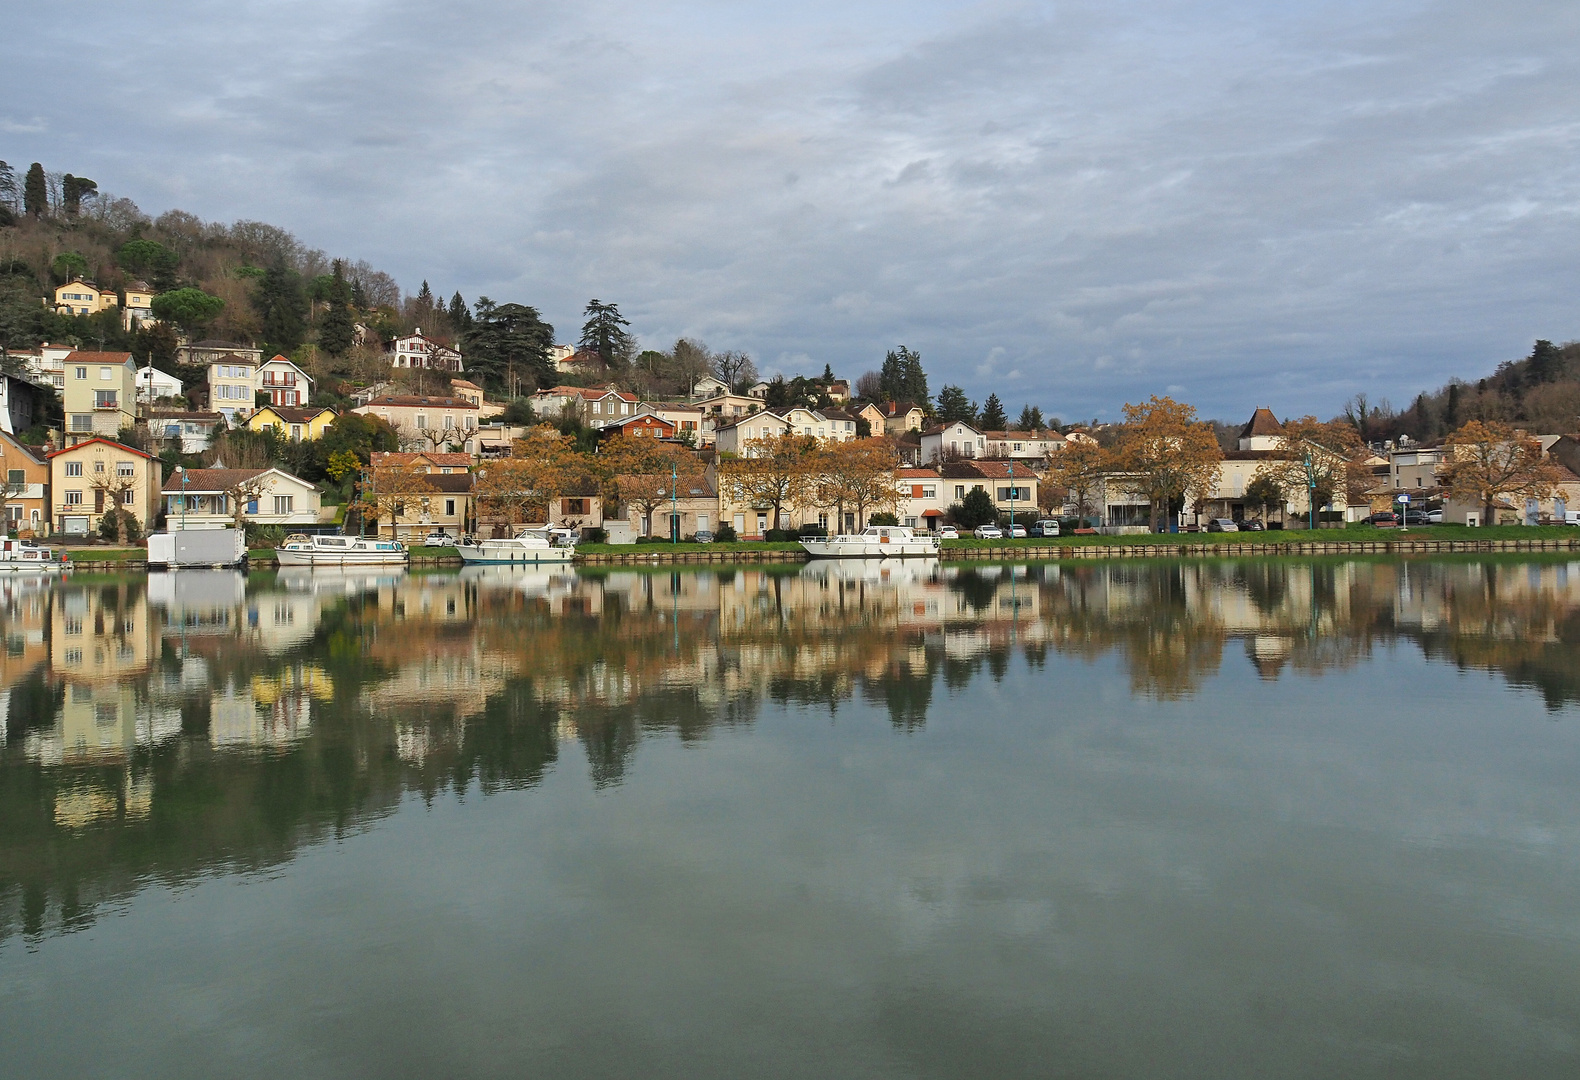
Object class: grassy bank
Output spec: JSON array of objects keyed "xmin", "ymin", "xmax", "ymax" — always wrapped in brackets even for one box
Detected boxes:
[{"xmin": 942, "ymin": 524, "xmax": 1580, "ymax": 549}]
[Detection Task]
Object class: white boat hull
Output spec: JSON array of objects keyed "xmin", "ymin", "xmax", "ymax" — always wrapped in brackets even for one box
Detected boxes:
[
  {"xmin": 275, "ymin": 535, "xmax": 408, "ymax": 566},
  {"xmin": 456, "ymin": 542, "xmax": 574, "ymax": 565},
  {"xmin": 800, "ymin": 535, "xmax": 942, "ymax": 558}
]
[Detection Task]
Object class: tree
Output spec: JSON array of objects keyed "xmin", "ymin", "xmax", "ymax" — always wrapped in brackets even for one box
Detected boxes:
[
  {"xmin": 88, "ymin": 471, "xmax": 143, "ymax": 542},
  {"xmin": 23, "ymin": 164, "xmax": 46, "ymax": 218},
  {"xmin": 213, "ymin": 470, "xmax": 272, "ymax": 528},
  {"xmin": 579, "ymin": 299, "xmax": 634, "ymax": 369},
  {"xmin": 1110, "ymin": 396, "xmax": 1224, "ymax": 531},
  {"xmin": 951, "ymin": 487, "xmax": 997, "ymax": 528},
  {"xmin": 1, "ymin": 469, "xmax": 28, "ymax": 533},
  {"xmin": 61, "ymin": 175, "xmax": 97, "ymax": 216},
  {"xmin": 472, "ymin": 426, "xmax": 585, "ymax": 526},
  {"xmin": 326, "ymin": 449, "xmax": 361, "ymax": 484},
  {"xmin": 1015, "ymin": 404, "xmax": 1045, "ymax": 431},
  {"xmin": 0, "ymin": 161, "xmax": 16, "ymax": 213},
  {"xmin": 721, "ymin": 432, "xmax": 818, "ymax": 532},
  {"xmin": 318, "ymin": 260, "xmax": 355, "ymax": 356},
  {"xmin": 448, "ymin": 292, "xmax": 472, "ymax": 334},
  {"xmin": 1250, "ymin": 416, "xmax": 1368, "ymax": 520},
  {"xmin": 151, "ymin": 288, "xmax": 225, "ymax": 334},
  {"xmin": 935, "ymin": 385, "xmax": 976, "ymax": 424},
  {"xmin": 815, "ymin": 439, "xmax": 900, "ymax": 532},
  {"xmin": 1044, "ymin": 438, "xmax": 1105, "ymax": 524},
  {"xmin": 362, "ymin": 461, "xmax": 436, "ymax": 537},
  {"xmin": 979, "ymin": 394, "xmax": 1008, "ymax": 430},
  {"xmin": 1528, "ymin": 339, "xmax": 1562, "ymax": 385},
  {"xmin": 854, "ymin": 371, "xmax": 882, "ymax": 401},
  {"xmin": 116, "ymin": 239, "xmax": 179, "ymax": 291},
  {"xmin": 465, "ymin": 298, "xmax": 554, "ymax": 396},
  {"xmin": 877, "ymin": 346, "xmax": 928, "ymax": 407},
  {"xmin": 1441, "ymin": 420, "xmax": 1564, "ymax": 527},
  {"xmin": 711, "ymin": 348, "xmax": 756, "ymax": 392},
  {"xmin": 600, "ymin": 434, "xmax": 707, "ymax": 538},
  {"xmin": 1243, "ymin": 473, "xmax": 1284, "ymax": 525},
  {"xmin": 255, "ymin": 263, "xmax": 309, "ymax": 353}
]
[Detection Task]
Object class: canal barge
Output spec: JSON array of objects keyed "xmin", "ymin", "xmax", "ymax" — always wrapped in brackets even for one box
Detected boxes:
[
  {"xmin": 275, "ymin": 534, "xmax": 408, "ymax": 567},
  {"xmin": 799, "ymin": 526, "xmax": 942, "ymax": 559}
]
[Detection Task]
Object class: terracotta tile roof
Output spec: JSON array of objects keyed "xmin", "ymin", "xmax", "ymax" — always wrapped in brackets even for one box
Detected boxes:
[
  {"xmin": 360, "ymin": 395, "xmax": 478, "ymax": 409},
  {"xmin": 47, "ymin": 437, "xmax": 155, "ymax": 461},
  {"xmin": 1239, "ymin": 407, "xmax": 1284, "ymax": 439},
  {"xmin": 371, "ymin": 452, "xmax": 474, "ymax": 468},
  {"xmin": 62, "ymin": 350, "xmax": 133, "ymax": 365},
  {"xmin": 161, "ymin": 468, "xmax": 268, "ymax": 493},
  {"xmin": 255, "ymin": 406, "xmax": 334, "ymax": 423},
  {"xmin": 897, "ymin": 467, "xmax": 941, "ymax": 478}
]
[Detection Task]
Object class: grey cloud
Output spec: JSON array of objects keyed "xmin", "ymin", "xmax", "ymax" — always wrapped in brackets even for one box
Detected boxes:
[{"xmin": 7, "ymin": 0, "xmax": 1580, "ymax": 419}]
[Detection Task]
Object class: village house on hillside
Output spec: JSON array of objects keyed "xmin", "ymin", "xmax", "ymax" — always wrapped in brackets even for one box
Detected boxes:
[
  {"xmin": 62, "ymin": 351, "xmax": 137, "ymax": 444},
  {"xmin": 353, "ymin": 395, "xmax": 480, "ymax": 451},
  {"xmin": 162, "ymin": 467, "xmax": 321, "ymax": 530},
  {"xmin": 48, "ymin": 437, "xmax": 162, "ymax": 536},
  {"xmin": 386, "ymin": 329, "xmax": 462, "ymax": 372},
  {"xmin": 1, "ymin": 429, "xmax": 50, "ymax": 535}
]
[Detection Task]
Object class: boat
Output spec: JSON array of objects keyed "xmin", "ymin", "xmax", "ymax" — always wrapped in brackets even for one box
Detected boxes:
[
  {"xmin": 275, "ymin": 533, "xmax": 408, "ymax": 567},
  {"xmin": 799, "ymin": 526, "xmax": 943, "ymax": 558},
  {"xmin": 0, "ymin": 537, "xmax": 65, "ymax": 573},
  {"xmin": 456, "ymin": 527, "xmax": 575, "ymax": 565}
]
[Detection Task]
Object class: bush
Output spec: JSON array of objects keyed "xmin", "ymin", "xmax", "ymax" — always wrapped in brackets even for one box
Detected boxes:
[
  {"xmin": 868, "ymin": 512, "xmax": 899, "ymax": 527},
  {"xmin": 247, "ymin": 523, "xmax": 287, "ymax": 548},
  {"xmin": 714, "ymin": 523, "xmax": 737, "ymax": 542},
  {"xmin": 580, "ymin": 527, "xmax": 607, "ymax": 544},
  {"xmin": 764, "ymin": 528, "xmax": 797, "ymax": 542},
  {"xmin": 635, "ymin": 535, "xmax": 669, "ymax": 544},
  {"xmin": 97, "ymin": 508, "xmax": 142, "ymax": 544},
  {"xmin": 951, "ymin": 488, "xmax": 999, "ymax": 528}
]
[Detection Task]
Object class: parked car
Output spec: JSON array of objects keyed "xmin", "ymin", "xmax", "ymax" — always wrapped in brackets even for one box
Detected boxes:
[
  {"xmin": 938, "ymin": 525, "xmax": 959, "ymax": 539},
  {"xmin": 1007, "ymin": 524, "xmax": 1027, "ymax": 538},
  {"xmin": 1031, "ymin": 519, "xmax": 1061, "ymax": 537},
  {"xmin": 1428, "ymin": 510, "xmax": 1445, "ymax": 524},
  {"xmin": 974, "ymin": 525, "xmax": 1004, "ymax": 539},
  {"xmin": 1403, "ymin": 510, "xmax": 1432, "ymax": 525},
  {"xmin": 422, "ymin": 531, "xmax": 456, "ymax": 547},
  {"xmin": 1206, "ymin": 518, "xmax": 1239, "ymax": 532},
  {"xmin": 693, "ymin": 530, "xmax": 714, "ymax": 543},
  {"xmin": 1240, "ymin": 520, "xmax": 1265, "ymax": 532},
  {"xmin": 1366, "ymin": 511, "xmax": 1400, "ymax": 527}
]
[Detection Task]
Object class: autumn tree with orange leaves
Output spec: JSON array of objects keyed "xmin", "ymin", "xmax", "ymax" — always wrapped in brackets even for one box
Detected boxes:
[
  {"xmin": 600, "ymin": 432, "xmax": 708, "ymax": 538},
  {"xmin": 814, "ymin": 438, "xmax": 901, "ymax": 532},
  {"xmin": 1441, "ymin": 420, "xmax": 1564, "ymax": 526},
  {"xmin": 1109, "ymin": 396, "xmax": 1223, "ymax": 530}
]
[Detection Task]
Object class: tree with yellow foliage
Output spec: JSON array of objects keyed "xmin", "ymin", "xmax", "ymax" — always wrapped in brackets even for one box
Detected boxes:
[
  {"xmin": 1250, "ymin": 416, "xmax": 1371, "ymax": 520},
  {"xmin": 1043, "ymin": 437, "xmax": 1106, "ymax": 524},
  {"xmin": 814, "ymin": 438, "xmax": 900, "ymax": 532},
  {"xmin": 720, "ymin": 432, "xmax": 818, "ymax": 533},
  {"xmin": 473, "ymin": 425, "xmax": 585, "ymax": 526},
  {"xmin": 600, "ymin": 433, "xmax": 708, "ymax": 538},
  {"xmin": 1441, "ymin": 420, "xmax": 1564, "ymax": 526},
  {"xmin": 1109, "ymin": 396, "xmax": 1223, "ymax": 530}
]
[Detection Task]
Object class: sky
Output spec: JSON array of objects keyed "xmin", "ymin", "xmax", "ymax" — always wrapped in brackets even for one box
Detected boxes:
[{"xmin": 6, "ymin": 0, "xmax": 1580, "ymax": 422}]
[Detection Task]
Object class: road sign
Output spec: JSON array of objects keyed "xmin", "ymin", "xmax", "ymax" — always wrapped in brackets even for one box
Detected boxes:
[{"xmin": 1397, "ymin": 494, "xmax": 1410, "ymax": 504}]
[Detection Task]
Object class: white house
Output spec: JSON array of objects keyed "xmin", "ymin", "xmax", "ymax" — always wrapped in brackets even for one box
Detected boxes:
[
  {"xmin": 386, "ymin": 329, "xmax": 462, "ymax": 372},
  {"xmin": 893, "ymin": 468, "xmax": 949, "ymax": 533},
  {"xmin": 136, "ymin": 365, "xmax": 184, "ymax": 405},
  {"xmin": 714, "ymin": 411, "xmax": 791, "ymax": 455},
  {"xmin": 162, "ymin": 467, "xmax": 322, "ymax": 530},
  {"xmin": 149, "ymin": 411, "xmax": 223, "ymax": 455},
  {"xmin": 258, "ymin": 355, "xmax": 314, "ymax": 408},
  {"xmin": 920, "ymin": 421, "xmax": 986, "ymax": 463},
  {"xmin": 980, "ymin": 429, "xmax": 1066, "ymax": 461},
  {"xmin": 690, "ymin": 374, "xmax": 730, "ymax": 399}
]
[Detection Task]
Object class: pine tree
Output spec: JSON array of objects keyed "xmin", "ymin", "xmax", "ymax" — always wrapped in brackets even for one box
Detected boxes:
[
  {"xmin": 879, "ymin": 345, "xmax": 929, "ymax": 406},
  {"xmin": 448, "ymin": 292, "xmax": 472, "ymax": 333},
  {"xmin": 979, "ymin": 393, "xmax": 1007, "ymax": 430},
  {"xmin": 255, "ymin": 263, "xmax": 309, "ymax": 353},
  {"xmin": 1528, "ymin": 339, "xmax": 1561, "ymax": 384},
  {"xmin": 579, "ymin": 299, "xmax": 634, "ymax": 368},
  {"xmin": 466, "ymin": 297, "xmax": 555, "ymax": 396},
  {"xmin": 935, "ymin": 385, "xmax": 976, "ymax": 424},
  {"xmin": 318, "ymin": 260, "xmax": 355, "ymax": 357},
  {"xmin": 1016, "ymin": 404, "xmax": 1045, "ymax": 431},
  {"xmin": 1445, "ymin": 383, "xmax": 1460, "ymax": 430},
  {"xmin": 61, "ymin": 175, "xmax": 96, "ymax": 216},
  {"xmin": 23, "ymin": 163, "xmax": 47, "ymax": 218}
]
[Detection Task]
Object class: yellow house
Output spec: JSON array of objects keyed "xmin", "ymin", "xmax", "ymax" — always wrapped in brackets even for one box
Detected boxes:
[
  {"xmin": 248, "ymin": 406, "xmax": 338, "ymax": 442},
  {"xmin": 47, "ymin": 437, "xmax": 162, "ymax": 536},
  {"xmin": 53, "ymin": 279, "xmax": 118, "ymax": 317},
  {"xmin": 122, "ymin": 280, "xmax": 156, "ymax": 330}
]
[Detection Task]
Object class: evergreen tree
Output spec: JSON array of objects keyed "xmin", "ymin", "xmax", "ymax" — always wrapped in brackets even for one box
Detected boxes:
[
  {"xmin": 255, "ymin": 263, "xmax": 309, "ymax": 353},
  {"xmin": 878, "ymin": 345, "xmax": 929, "ymax": 405},
  {"xmin": 1528, "ymin": 339, "xmax": 1561, "ymax": 384},
  {"xmin": 979, "ymin": 393, "xmax": 1008, "ymax": 430},
  {"xmin": 1445, "ymin": 382, "xmax": 1460, "ymax": 430},
  {"xmin": 23, "ymin": 163, "xmax": 46, "ymax": 218},
  {"xmin": 935, "ymin": 385, "xmax": 976, "ymax": 424},
  {"xmin": 579, "ymin": 299, "xmax": 634, "ymax": 368},
  {"xmin": 318, "ymin": 260, "xmax": 355, "ymax": 357},
  {"xmin": 413, "ymin": 280, "xmax": 436, "ymax": 330},
  {"xmin": 350, "ymin": 278, "xmax": 369, "ymax": 309},
  {"xmin": 1412, "ymin": 393, "xmax": 1431, "ymax": 438},
  {"xmin": 61, "ymin": 175, "xmax": 96, "ymax": 216},
  {"xmin": 1016, "ymin": 404, "xmax": 1045, "ymax": 431},
  {"xmin": 448, "ymin": 292, "xmax": 472, "ymax": 333},
  {"xmin": 0, "ymin": 161, "xmax": 17, "ymax": 212},
  {"xmin": 465, "ymin": 297, "xmax": 554, "ymax": 396}
]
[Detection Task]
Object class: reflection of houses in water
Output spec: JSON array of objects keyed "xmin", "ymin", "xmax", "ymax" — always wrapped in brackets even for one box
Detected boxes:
[{"xmin": 24, "ymin": 683, "xmax": 182, "ymax": 765}]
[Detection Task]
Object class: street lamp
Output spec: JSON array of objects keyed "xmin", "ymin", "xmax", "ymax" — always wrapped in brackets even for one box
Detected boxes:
[
  {"xmin": 1007, "ymin": 461, "xmax": 1016, "ymax": 538},
  {"xmin": 1303, "ymin": 452, "xmax": 1317, "ymax": 532},
  {"xmin": 671, "ymin": 462, "xmax": 679, "ymax": 544}
]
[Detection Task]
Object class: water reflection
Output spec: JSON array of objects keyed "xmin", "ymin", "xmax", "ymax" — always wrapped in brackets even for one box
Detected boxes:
[{"xmin": 3, "ymin": 556, "xmax": 1580, "ymax": 945}]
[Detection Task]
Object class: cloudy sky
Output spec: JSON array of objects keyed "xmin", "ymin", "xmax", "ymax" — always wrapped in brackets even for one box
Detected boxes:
[{"xmin": 7, "ymin": 0, "xmax": 1579, "ymax": 420}]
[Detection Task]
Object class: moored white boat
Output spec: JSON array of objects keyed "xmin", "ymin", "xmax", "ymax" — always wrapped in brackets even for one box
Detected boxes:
[
  {"xmin": 275, "ymin": 533, "xmax": 408, "ymax": 566},
  {"xmin": 456, "ymin": 528, "xmax": 575, "ymax": 565},
  {"xmin": 0, "ymin": 537, "xmax": 65, "ymax": 573},
  {"xmin": 799, "ymin": 526, "xmax": 942, "ymax": 558}
]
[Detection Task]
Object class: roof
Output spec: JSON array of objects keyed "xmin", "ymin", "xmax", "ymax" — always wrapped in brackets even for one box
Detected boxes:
[
  {"xmin": 189, "ymin": 339, "xmax": 249, "ymax": 349},
  {"xmin": 161, "ymin": 468, "xmax": 269, "ymax": 493},
  {"xmin": 979, "ymin": 429, "xmax": 1065, "ymax": 442},
  {"xmin": 1239, "ymin": 408, "xmax": 1284, "ymax": 439},
  {"xmin": 359, "ymin": 395, "xmax": 479, "ymax": 409},
  {"xmin": 897, "ymin": 468, "xmax": 942, "ymax": 478},
  {"xmin": 47, "ymin": 437, "xmax": 155, "ymax": 461},
  {"xmin": 420, "ymin": 473, "xmax": 475, "ymax": 493},
  {"xmin": 62, "ymin": 350, "xmax": 133, "ymax": 365},
  {"xmin": 255, "ymin": 406, "xmax": 335, "ymax": 423},
  {"xmin": 879, "ymin": 401, "xmax": 923, "ymax": 416},
  {"xmin": 922, "ymin": 421, "xmax": 982, "ymax": 436},
  {"xmin": 370, "ymin": 452, "xmax": 474, "ymax": 468},
  {"xmin": 942, "ymin": 460, "xmax": 1035, "ymax": 481},
  {"xmin": 0, "ymin": 429, "xmax": 46, "ymax": 464},
  {"xmin": 821, "ymin": 408, "xmax": 855, "ymax": 421},
  {"xmin": 449, "ymin": 379, "xmax": 483, "ymax": 391},
  {"xmin": 605, "ymin": 414, "xmax": 675, "ymax": 429}
]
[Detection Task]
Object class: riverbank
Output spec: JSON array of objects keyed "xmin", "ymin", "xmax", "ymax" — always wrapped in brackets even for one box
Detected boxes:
[{"xmin": 50, "ymin": 526, "xmax": 1580, "ymax": 571}]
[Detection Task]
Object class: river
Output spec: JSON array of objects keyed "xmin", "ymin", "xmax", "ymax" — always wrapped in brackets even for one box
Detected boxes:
[{"xmin": 3, "ymin": 558, "xmax": 1578, "ymax": 1077}]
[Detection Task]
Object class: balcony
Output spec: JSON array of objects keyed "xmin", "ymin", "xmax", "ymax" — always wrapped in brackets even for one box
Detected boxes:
[{"xmin": 93, "ymin": 401, "xmax": 122, "ymax": 411}]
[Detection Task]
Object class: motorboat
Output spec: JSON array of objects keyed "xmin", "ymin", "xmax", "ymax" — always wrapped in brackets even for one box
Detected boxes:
[
  {"xmin": 0, "ymin": 537, "xmax": 65, "ymax": 573},
  {"xmin": 456, "ymin": 527, "xmax": 575, "ymax": 565},
  {"xmin": 275, "ymin": 533, "xmax": 408, "ymax": 567},
  {"xmin": 799, "ymin": 526, "xmax": 943, "ymax": 558}
]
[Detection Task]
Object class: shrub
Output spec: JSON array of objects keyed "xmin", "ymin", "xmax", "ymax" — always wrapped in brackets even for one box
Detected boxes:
[
  {"xmin": 714, "ymin": 523, "xmax": 737, "ymax": 542},
  {"xmin": 764, "ymin": 528, "xmax": 797, "ymax": 542},
  {"xmin": 580, "ymin": 527, "xmax": 607, "ymax": 544},
  {"xmin": 868, "ymin": 512, "xmax": 899, "ymax": 527},
  {"xmin": 952, "ymin": 489, "xmax": 998, "ymax": 527}
]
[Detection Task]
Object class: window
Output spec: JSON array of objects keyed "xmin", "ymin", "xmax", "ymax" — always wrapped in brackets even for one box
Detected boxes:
[
  {"xmin": 94, "ymin": 461, "xmax": 104, "ymax": 472},
  {"xmin": 445, "ymin": 499, "xmax": 456, "ymax": 516},
  {"xmin": 6, "ymin": 469, "xmax": 23, "ymax": 485},
  {"xmin": 65, "ymin": 490, "xmax": 83, "ymax": 504},
  {"xmin": 464, "ymin": 416, "xmax": 475, "ymax": 429},
  {"xmin": 75, "ymin": 366, "xmax": 87, "ymax": 380},
  {"xmin": 922, "ymin": 486, "xmax": 936, "ymax": 498},
  {"xmin": 95, "ymin": 390, "xmax": 119, "ymax": 408},
  {"xmin": 273, "ymin": 496, "xmax": 294, "ymax": 514},
  {"xmin": 116, "ymin": 461, "xmax": 135, "ymax": 477},
  {"xmin": 66, "ymin": 461, "xmax": 83, "ymax": 477},
  {"xmin": 416, "ymin": 414, "xmax": 427, "ymax": 428},
  {"xmin": 246, "ymin": 499, "xmax": 258, "ymax": 514},
  {"xmin": 122, "ymin": 489, "xmax": 135, "ymax": 506},
  {"xmin": 99, "ymin": 367, "xmax": 113, "ymax": 381},
  {"xmin": 955, "ymin": 485, "xmax": 965, "ymax": 499},
  {"xmin": 290, "ymin": 425, "xmax": 302, "ymax": 440}
]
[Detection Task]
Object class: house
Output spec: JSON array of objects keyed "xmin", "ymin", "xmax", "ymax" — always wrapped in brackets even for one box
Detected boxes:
[
  {"xmin": 527, "ymin": 385, "xmax": 641, "ymax": 427},
  {"xmin": 598, "ymin": 413, "xmax": 678, "ymax": 441},
  {"xmin": 1390, "ymin": 445, "xmax": 1449, "ymax": 493},
  {"xmin": 713, "ymin": 411, "xmax": 790, "ymax": 455},
  {"xmin": 369, "ymin": 451, "xmax": 474, "ymax": 474},
  {"xmin": 980, "ymin": 429, "xmax": 1066, "ymax": 462},
  {"xmin": 1238, "ymin": 407, "xmax": 1285, "ymax": 451},
  {"xmin": 607, "ymin": 477, "xmax": 717, "ymax": 542},
  {"xmin": 205, "ymin": 354, "xmax": 260, "ymax": 421},
  {"xmin": 1, "ymin": 429, "xmax": 50, "ymax": 535},
  {"xmin": 920, "ymin": 421, "xmax": 986, "ymax": 463},
  {"xmin": 52, "ymin": 279, "xmax": 117, "ymax": 317},
  {"xmin": 825, "ymin": 380, "xmax": 850, "ymax": 404},
  {"xmin": 62, "ymin": 351, "xmax": 138, "ymax": 444},
  {"xmin": 745, "ymin": 381, "xmax": 771, "ymax": 400},
  {"xmin": 135, "ymin": 365, "xmax": 184, "ymax": 405},
  {"xmin": 13, "ymin": 344, "xmax": 71, "ymax": 391},
  {"xmin": 385, "ymin": 328, "xmax": 462, "ymax": 372},
  {"xmin": 871, "ymin": 401, "xmax": 926, "ymax": 434},
  {"xmin": 1, "ymin": 372, "xmax": 45, "ymax": 436},
  {"xmin": 642, "ymin": 403, "xmax": 707, "ymax": 445},
  {"xmin": 353, "ymin": 395, "xmax": 481, "ymax": 450},
  {"xmin": 694, "ymin": 392, "xmax": 763, "ymax": 422},
  {"xmin": 122, "ymin": 282, "xmax": 156, "ymax": 331},
  {"xmin": 893, "ymin": 467, "xmax": 948, "ymax": 533},
  {"xmin": 778, "ymin": 406, "xmax": 857, "ymax": 443},
  {"xmin": 690, "ymin": 374, "xmax": 730, "ymax": 399},
  {"xmin": 258, "ymin": 355, "xmax": 314, "ymax": 407},
  {"xmin": 247, "ymin": 406, "xmax": 337, "ymax": 442},
  {"xmin": 178, "ymin": 340, "xmax": 262, "ymax": 368},
  {"xmin": 548, "ymin": 344, "xmax": 578, "ymax": 373},
  {"xmin": 162, "ymin": 467, "xmax": 321, "ymax": 530},
  {"xmin": 376, "ymin": 472, "xmax": 473, "ymax": 541},
  {"xmin": 47, "ymin": 437, "xmax": 162, "ymax": 536},
  {"xmin": 940, "ymin": 460, "xmax": 1038, "ymax": 518},
  {"xmin": 149, "ymin": 410, "xmax": 223, "ymax": 455},
  {"xmin": 811, "ymin": 406, "xmax": 860, "ymax": 442},
  {"xmin": 447, "ymin": 379, "xmax": 502, "ymax": 419}
]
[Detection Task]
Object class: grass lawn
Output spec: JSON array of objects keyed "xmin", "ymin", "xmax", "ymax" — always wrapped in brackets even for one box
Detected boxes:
[
  {"xmin": 575, "ymin": 541, "xmax": 807, "ymax": 554},
  {"xmin": 61, "ymin": 547, "xmax": 147, "ymax": 562},
  {"xmin": 940, "ymin": 524, "xmax": 1580, "ymax": 548}
]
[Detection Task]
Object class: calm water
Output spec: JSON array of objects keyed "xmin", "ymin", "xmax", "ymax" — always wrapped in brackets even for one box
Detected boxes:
[{"xmin": 3, "ymin": 558, "xmax": 1579, "ymax": 1078}]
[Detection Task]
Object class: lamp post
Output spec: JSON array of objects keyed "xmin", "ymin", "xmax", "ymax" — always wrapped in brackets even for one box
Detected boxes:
[
  {"xmin": 1304, "ymin": 452, "xmax": 1317, "ymax": 532},
  {"xmin": 175, "ymin": 465, "xmax": 187, "ymax": 532},
  {"xmin": 1007, "ymin": 461, "xmax": 1016, "ymax": 538},
  {"xmin": 671, "ymin": 462, "xmax": 679, "ymax": 544}
]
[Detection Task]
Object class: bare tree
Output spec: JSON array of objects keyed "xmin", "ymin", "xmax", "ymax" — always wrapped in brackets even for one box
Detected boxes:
[
  {"xmin": 712, "ymin": 350, "xmax": 757, "ymax": 393},
  {"xmin": 854, "ymin": 371, "xmax": 882, "ymax": 401}
]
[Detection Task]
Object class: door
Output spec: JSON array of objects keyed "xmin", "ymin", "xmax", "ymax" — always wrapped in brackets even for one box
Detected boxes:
[{"xmin": 756, "ymin": 513, "xmax": 767, "ymax": 536}]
